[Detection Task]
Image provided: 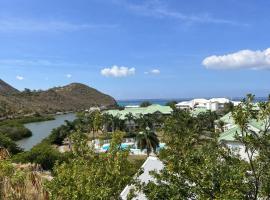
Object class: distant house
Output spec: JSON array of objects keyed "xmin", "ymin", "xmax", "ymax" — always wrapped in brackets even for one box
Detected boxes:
[
  {"xmin": 120, "ymin": 156, "xmax": 164, "ymax": 200},
  {"xmin": 176, "ymin": 97, "xmax": 231, "ymax": 112}
]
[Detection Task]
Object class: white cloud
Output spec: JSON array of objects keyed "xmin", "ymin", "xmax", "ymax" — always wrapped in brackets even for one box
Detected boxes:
[
  {"xmin": 16, "ymin": 75, "xmax": 24, "ymax": 80},
  {"xmin": 66, "ymin": 74, "xmax": 72, "ymax": 78},
  {"xmin": 101, "ymin": 65, "xmax": 135, "ymax": 77},
  {"xmin": 0, "ymin": 18, "xmax": 118, "ymax": 32},
  {"xmin": 145, "ymin": 69, "xmax": 160, "ymax": 75},
  {"xmin": 202, "ymin": 48, "xmax": 270, "ymax": 70},
  {"xmin": 150, "ymin": 69, "xmax": 160, "ymax": 74}
]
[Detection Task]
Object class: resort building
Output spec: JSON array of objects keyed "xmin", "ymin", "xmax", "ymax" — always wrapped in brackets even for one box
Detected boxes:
[
  {"xmin": 176, "ymin": 98, "xmax": 231, "ymax": 112},
  {"xmin": 103, "ymin": 104, "xmax": 173, "ymax": 132},
  {"xmin": 104, "ymin": 104, "xmax": 173, "ymax": 120}
]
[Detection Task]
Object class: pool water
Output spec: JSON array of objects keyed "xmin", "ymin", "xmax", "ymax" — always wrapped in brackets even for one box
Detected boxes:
[
  {"xmin": 101, "ymin": 142, "xmax": 166, "ymax": 151},
  {"xmin": 102, "ymin": 143, "xmax": 134, "ymax": 151}
]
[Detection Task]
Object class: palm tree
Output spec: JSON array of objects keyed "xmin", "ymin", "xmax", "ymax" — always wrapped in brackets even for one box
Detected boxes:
[
  {"xmin": 136, "ymin": 127, "xmax": 160, "ymax": 156},
  {"xmin": 125, "ymin": 112, "xmax": 135, "ymax": 133},
  {"xmin": 102, "ymin": 113, "xmax": 114, "ymax": 133},
  {"xmin": 136, "ymin": 114, "xmax": 154, "ymax": 130},
  {"xmin": 92, "ymin": 111, "xmax": 103, "ymax": 139},
  {"xmin": 112, "ymin": 114, "xmax": 122, "ymax": 131}
]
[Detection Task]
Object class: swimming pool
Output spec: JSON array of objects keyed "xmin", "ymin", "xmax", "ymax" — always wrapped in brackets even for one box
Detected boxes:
[
  {"xmin": 101, "ymin": 142, "xmax": 166, "ymax": 151},
  {"xmin": 102, "ymin": 143, "xmax": 134, "ymax": 151}
]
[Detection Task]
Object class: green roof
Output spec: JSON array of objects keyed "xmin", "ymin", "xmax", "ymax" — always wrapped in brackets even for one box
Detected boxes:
[
  {"xmin": 218, "ymin": 112, "xmax": 235, "ymax": 125},
  {"xmin": 219, "ymin": 120, "xmax": 268, "ymax": 142},
  {"xmin": 219, "ymin": 126, "xmax": 241, "ymax": 142},
  {"xmin": 249, "ymin": 119, "xmax": 266, "ymax": 131},
  {"xmin": 104, "ymin": 104, "xmax": 173, "ymax": 120}
]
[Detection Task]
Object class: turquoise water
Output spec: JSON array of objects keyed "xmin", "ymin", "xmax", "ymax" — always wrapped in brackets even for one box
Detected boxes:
[{"xmin": 102, "ymin": 143, "xmax": 133, "ymax": 151}]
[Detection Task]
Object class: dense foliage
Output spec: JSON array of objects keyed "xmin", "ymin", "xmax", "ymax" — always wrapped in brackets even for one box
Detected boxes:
[
  {"xmin": 12, "ymin": 142, "xmax": 70, "ymax": 170},
  {"xmin": 132, "ymin": 95, "xmax": 270, "ymax": 199},
  {"xmin": 46, "ymin": 131, "xmax": 140, "ymax": 199}
]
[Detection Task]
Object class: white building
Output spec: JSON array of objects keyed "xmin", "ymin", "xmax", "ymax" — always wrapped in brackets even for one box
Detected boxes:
[
  {"xmin": 176, "ymin": 98, "xmax": 231, "ymax": 112},
  {"xmin": 175, "ymin": 101, "xmax": 193, "ymax": 110}
]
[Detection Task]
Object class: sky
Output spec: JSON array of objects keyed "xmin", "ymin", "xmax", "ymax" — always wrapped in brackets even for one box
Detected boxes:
[{"xmin": 0, "ymin": 0, "xmax": 270, "ymax": 100}]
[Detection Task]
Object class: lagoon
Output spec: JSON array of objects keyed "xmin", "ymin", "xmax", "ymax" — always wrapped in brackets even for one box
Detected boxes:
[{"xmin": 16, "ymin": 113, "xmax": 76, "ymax": 151}]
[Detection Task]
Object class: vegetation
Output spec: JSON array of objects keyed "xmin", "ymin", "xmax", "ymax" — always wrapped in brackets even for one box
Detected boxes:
[
  {"xmin": 165, "ymin": 100, "xmax": 177, "ymax": 109},
  {"xmin": 0, "ymin": 149, "xmax": 48, "ymax": 200},
  {"xmin": 136, "ymin": 128, "xmax": 159, "ymax": 156},
  {"xmin": 218, "ymin": 101, "xmax": 234, "ymax": 115},
  {"xmin": 0, "ymin": 124, "xmax": 32, "ymax": 141},
  {"xmin": 12, "ymin": 142, "xmax": 70, "ymax": 170},
  {"xmin": 0, "ymin": 115, "xmax": 55, "ymax": 142},
  {"xmin": 0, "ymin": 115, "xmax": 55, "ymax": 126},
  {"xmin": 45, "ymin": 131, "xmax": 140, "ymax": 199},
  {"xmin": 140, "ymin": 101, "xmax": 152, "ymax": 107},
  {"xmin": 132, "ymin": 94, "xmax": 270, "ymax": 199},
  {"xmin": 0, "ymin": 134, "xmax": 22, "ymax": 154},
  {"xmin": 3, "ymin": 94, "xmax": 270, "ymax": 199}
]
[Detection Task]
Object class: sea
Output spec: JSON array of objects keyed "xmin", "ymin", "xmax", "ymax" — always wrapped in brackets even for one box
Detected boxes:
[{"xmin": 117, "ymin": 97, "xmax": 269, "ymax": 107}]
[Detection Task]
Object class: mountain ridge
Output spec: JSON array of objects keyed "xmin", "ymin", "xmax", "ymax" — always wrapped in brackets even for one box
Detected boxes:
[{"xmin": 0, "ymin": 79, "xmax": 116, "ymax": 118}]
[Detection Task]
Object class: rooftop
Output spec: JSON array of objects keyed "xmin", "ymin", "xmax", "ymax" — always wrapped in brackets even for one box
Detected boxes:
[{"xmin": 105, "ymin": 104, "xmax": 173, "ymax": 120}]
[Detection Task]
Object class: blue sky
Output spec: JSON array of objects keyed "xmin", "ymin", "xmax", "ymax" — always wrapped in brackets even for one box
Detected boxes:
[{"xmin": 0, "ymin": 0, "xmax": 270, "ymax": 99}]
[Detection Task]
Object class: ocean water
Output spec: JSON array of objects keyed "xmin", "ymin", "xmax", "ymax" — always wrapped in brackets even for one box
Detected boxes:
[{"xmin": 117, "ymin": 97, "xmax": 268, "ymax": 107}]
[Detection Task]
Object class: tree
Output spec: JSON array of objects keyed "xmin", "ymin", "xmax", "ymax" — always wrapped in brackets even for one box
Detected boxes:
[
  {"xmin": 136, "ymin": 128, "xmax": 159, "ymax": 156},
  {"xmin": 92, "ymin": 111, "xmax": 103, "ymax": 139},
  {"xmin": 46, "ymin": 131, "xmax": 137, "ymax": 200},
  {"xmin": 136, "ymin": 114, "xmax": 154, "ymax": 131},
  {"xmin": 196, "ymin": 110, "xmax": 218, "ymax": 132},
  {"xmin": 165, "ymin": 101, "xmax": 177, "ymax": 109},
  {"xmin": 221, "ymin": 102, "xmax": 234, "ymax": 115},
  {"xmin": 232, "ymin": 94, "xmax": 270, "ymax": 199},
  {"xmin": 140, "ymin": 101, "xmax": 152, "ymax": 107},
  {"xmin": 125, "ymin": 112, "xmax": 135, "ymax": 133}
]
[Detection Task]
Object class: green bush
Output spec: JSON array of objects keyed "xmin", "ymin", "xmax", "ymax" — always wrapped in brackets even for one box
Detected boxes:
[
  {"xmin": 0, "ymin": 125, "xmax": 32, "ymax": 141},
  {"xmin": 0, "ymin": 134, "xmax": 22, "ymax": 154},
  {"xmin": 12, "ymin": 142, "xmax": 70, "ymax": 170}
]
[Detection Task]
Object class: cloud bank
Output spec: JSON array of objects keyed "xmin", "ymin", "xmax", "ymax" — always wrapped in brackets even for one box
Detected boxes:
[
  {"xmin": 101, "ymin": 65, "xmax": 135, "ymax": 77},
  {"xmin": 202, "ymin": 48, "xmax": 270, "ymax": 70}
]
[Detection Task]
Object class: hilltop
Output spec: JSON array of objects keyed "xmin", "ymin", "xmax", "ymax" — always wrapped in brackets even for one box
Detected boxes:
[{"xmin": 0, "ymin": 80, "xmax": 116, "ymax": 118}]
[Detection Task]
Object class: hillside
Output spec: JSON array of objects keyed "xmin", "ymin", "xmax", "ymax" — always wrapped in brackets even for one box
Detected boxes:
[
  {"xmin": 0, "ymin": 79, "xmax": 19, "ymax": 95},
  {"xmin": 0, "ymin": 80, "xmax": 116, "ymax": 118}
]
